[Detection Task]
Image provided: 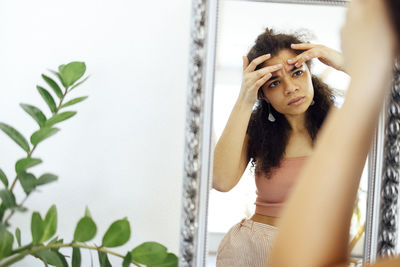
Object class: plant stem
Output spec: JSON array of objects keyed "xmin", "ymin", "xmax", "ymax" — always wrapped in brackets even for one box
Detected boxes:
[
  {"xmin": 5, "ymin": 86, "xmax": 66, "ymax": 222},
  {"xmin": 0, "ymin": 252, "xmax": 27, "ymax": 267},
  {"xmin": 3, "ymin": 143, "xmax": 37, "ymax": 223},
  {"xmin": 3, "ymin": 195, "xmax": 29, "ymax": 224},
  {"xmin": 10, "ymin": 243, "xmax": 33, "ymax": 254},
  {"xmin": 9, "ymin": 145, "xmax": 37, "ymax": 192},
  {"xmin": 56, "ymin": 88, "xmax": 69, "ymax": 111},
  {"xmin": 0, "ymin": 243, "xmax": 141, "ymax": 267},
  {"xmin": 5, "ymin": 84, "xmax": 68, "ymax": 222}
]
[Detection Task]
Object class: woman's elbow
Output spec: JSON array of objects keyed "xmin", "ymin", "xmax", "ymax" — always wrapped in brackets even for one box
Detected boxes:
[{"xmin": 212, "ymin": 176, "xmax": 234, "ymax": 192}]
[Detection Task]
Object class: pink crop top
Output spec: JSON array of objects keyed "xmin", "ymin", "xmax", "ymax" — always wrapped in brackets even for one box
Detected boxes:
[{"xmin": 254, "ymin": 156, "xmax": 309, "ymax": 218}]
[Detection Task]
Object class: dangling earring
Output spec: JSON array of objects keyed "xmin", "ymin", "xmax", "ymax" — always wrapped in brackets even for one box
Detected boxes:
[
  {"xmin": 268, "ymin": 103, "xmax": 276, "ymax": 122},
  {"xmin": 311, "ymin": 99, "xmax": 315, "ymax": 106}
]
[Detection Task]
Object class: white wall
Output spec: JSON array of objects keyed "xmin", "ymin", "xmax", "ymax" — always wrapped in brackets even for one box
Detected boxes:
[{"xmin": 0, "ymin": 0, "xmax": 190, "ymax": 266}]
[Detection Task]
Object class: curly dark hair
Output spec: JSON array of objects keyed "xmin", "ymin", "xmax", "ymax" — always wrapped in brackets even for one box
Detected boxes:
[
  {"xmin": 386, "ymin": 0, "xmax": 400, "ymax": 45},
  {"xmin": 246, "ymin": 28, "xmax": 335, "ymax": 178}
]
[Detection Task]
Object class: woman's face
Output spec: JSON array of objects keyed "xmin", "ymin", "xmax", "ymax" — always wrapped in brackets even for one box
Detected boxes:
[{"xmin": 260, "ymin": 49, "xmax": 314, "ymax": 117}]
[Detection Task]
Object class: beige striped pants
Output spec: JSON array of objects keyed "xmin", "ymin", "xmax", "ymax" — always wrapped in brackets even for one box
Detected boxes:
[{"xmin": 216, "ymin": 218, "xmax": 278, "ymax": 267}]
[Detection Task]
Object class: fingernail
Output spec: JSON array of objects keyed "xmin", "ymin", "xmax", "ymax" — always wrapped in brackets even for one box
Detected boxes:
[
  {"xmin": 287, "ymin": 59, "xmax": 294, "ymax": 63},
  {"xmin": 295, "ymin": 63, "xmax": 301, "ymax": 68},
  {"xmin": 265, "ymin": 53, "xmax": 271, "ymax": 57},
  {"xmin": 276, "ymin": 64, "xmax": 282, "ymax": 68},
  {"xmin": 291, "ymin": 44, "xmax": 296, "ymax": 47}
]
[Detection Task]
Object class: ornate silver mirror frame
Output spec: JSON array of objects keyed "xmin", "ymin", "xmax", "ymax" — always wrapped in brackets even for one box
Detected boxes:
[{"xmin": 179, "ymin": 0, "xmax": 400, "ymax": 266}]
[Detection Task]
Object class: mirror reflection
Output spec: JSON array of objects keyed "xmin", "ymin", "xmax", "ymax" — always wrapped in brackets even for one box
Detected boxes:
[{"xmin": 207, "ymin": 1, "xmax": 367, "ymax": 266}]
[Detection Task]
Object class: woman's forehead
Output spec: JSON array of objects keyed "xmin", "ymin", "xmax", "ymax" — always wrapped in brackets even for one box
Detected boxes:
[{"xmin": 262, "ymin": 49, "xmax": 297, "ymax": 67}]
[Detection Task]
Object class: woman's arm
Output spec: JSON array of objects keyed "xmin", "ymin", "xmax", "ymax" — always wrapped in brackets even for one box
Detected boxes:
[
  {"xmin": 212, "ymin": 55, "xmax": 282, "ymax": 192},
  {"xmin": 269, "ymin": 0, "xmax": 398, "ymax": 266}
]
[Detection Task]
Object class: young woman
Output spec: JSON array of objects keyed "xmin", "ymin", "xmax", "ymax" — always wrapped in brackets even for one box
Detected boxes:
[
  {"xmin": 213, "ymin": 28, "xmax": 346, "ymax": 266},
  {"xmin": 269, "ymin": 0, "xmax": 400, "ymax": 266}
]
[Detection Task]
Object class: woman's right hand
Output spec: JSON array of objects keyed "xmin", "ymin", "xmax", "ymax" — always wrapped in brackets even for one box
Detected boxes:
[{"xmin": 238, "ymin": 54, "xmax": 282, "ymax": 106}]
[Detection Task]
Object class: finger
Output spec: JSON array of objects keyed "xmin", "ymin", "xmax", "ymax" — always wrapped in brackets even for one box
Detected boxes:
[
  {"xmin": 287, "ymin": 57, "xmax": 298, "ymax": 65},
  {"xmin": 245, "ymin": 54, "xmax": 271, "ymax": 73},
  {"xmin": 294, "ymin": 55, "xmax": 310, "ymax": 68},
  {"xmin": 250, "ymin": 73, "xmax": 272, "ymax": 92},
  {"xmin": 295, "ymin": 59, "xmax": 307, "ymax": 68},
  {"xmin": 256, "ymin": 64, "xmax": 283, "ymax": 76},
  {"xmin": 245, "ymin": 63, "xmax": 282, "ymax": 84},
  {"xmin": 244, "ymin": 64, "xmax": 280, "ymax": 90},
  {"xmin": 290, "ymin": 43, "xmax": 316, "ymax": 50},
  {"xmin": 242, "ymin": 56, "xmax": 249, "ymax": 71},
  {"xmin": 288, "ymin": 51, "xmax": 316, "ymax": 67}
]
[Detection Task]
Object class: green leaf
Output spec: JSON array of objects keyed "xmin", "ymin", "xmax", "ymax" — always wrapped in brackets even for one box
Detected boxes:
[
  {"xmin": 60, "ymin": 96, "xmax": 88, "ymax": 109},
  {"xmin": 37, "ymin": 86, "xmax": 57, "ymax": 114},
  {"xmin": 15, "ymin": 158, "xmax": 42, "ymax": 174},
  {"xmin": 40, "ymin": 205, "xmax": 57, "ymax": 243},
  {"xmin": 54, "ymin": 251, "xmax": 68, "ymax": 267},
  {"xmin": 35, "ymin": 250, "xmax": 64, "ymax": 267},
  {"xmin": 20, "ymin": 104, "xmax": 47, "ymax": 128},
  {"xmin": 149, "ymin": 253, "xmax": 178, "ymax": 267},
  {"xmin": 49, "ymin": 70, "xmax": 67, "ymax": 89},
  {"xmin": 0, "ymin": 122, "xmax": 30, "ymax": 152},
  {"xmin": 59, "ymin": 62, "xmax": 86, "ymax": 87},
  {"xmin": 45, "ymin": 111, "xmax": 77, "ymax": 127},
  {"xmin": 58, "ymin": 65, "xmax": 65, "ymax": 73},
  {"xmin": 0, "ymin": 204, "xmax": 6, "ymax": 222},
  {"xmin": 72, "ymin": 247, "xmax": 81, "ymax": 267},
  {"xmin": 48, "ymin": 236, "xmax": 59, "ymax": 245},
  {"xmin": 102, "ymin": 218, "xmax": 131, "ymax": 248},
  {"xmin": 42, "ymin": 74, "xmax": 64, "ymax": 99},
  {"xmin": 0, "ymin": 225, "xmax": 14, "ymax": 260},
  {"xmin": 130, "ymin": 242, "xmax": 168, "ymax": 265},
  {"xmin": 15, "ymin": 227, "xmax": 21, "ymax": 247},
  {"xmin": 97, "ymin": 251, "xmax": 112, "ymax": 267},
  {"xmin": 31, "ymin": 127, "xmax": 59, "ymax": 146},
  {"xmin": 0, "ymin": 169, "xmax": 8, "ymax": 188},
  {"xmin": 9, "ymin": 205, "xmax": 27, "ymax": 212},
  {"xmin": 31, "ymin": 212, "xmax": 44, "ymax": 245},
  {"xmin": 84, "ymin": 206, "xmax": 91, "ymax": 218},
  {"xmin": 37, "ymin": 173, "xmax": 58, "ymax": 186},
  {"xmin": 122, "ymin": 252, "xmax": 132, "ymax": 267},
  {"xmin": 69, "ymin": 76, "xmax": 90, "ymax": 91},
  {"xmin": 0, "ymin": 190, "xmax": 17, "ymax": 208},
  {"xmin": 74, "ymin": 216, "xmax": 97, "ymax": 242},
  {"xmin": 17, "ymin": 172, "xmax": 37, "ymax": 194}
]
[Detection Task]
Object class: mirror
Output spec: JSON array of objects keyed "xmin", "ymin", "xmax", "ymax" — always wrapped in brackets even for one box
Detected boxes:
[
  {"xmin": 179, "ymin": 0, "xmax": 399, "ymax": 266},
  {"xmin": 207, "ymin": 0, "xmax": 368, "ymax": 266}
]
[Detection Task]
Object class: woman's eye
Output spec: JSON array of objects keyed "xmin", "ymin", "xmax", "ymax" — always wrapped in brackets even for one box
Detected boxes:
[
  {"xmin": 269, "ymin": 81, "xmax": 280, "ymax": 88},
  {"xmin": 293, "ymin": 70, "xmax": 303, "ymax": 77}
]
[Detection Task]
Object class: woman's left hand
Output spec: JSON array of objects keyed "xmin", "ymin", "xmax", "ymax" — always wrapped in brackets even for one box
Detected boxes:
[{"xmin": 288, "ymin": 43, "xmax": 346, "ymax": 73}]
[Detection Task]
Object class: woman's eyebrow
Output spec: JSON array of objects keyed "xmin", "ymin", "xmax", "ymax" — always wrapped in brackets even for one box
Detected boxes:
[
  {"xmin": 290, "ymin": 65, "xmax": 299, "ymax": 72},
  {"xmin": 268, "ymin": 65, "xmax": 301, "ymax": 82}
]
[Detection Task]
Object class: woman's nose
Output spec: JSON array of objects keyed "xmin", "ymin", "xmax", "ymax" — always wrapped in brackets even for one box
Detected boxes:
[{"xmin": 284, "ymin": 80, "xmax": 299, "ymax": 95}]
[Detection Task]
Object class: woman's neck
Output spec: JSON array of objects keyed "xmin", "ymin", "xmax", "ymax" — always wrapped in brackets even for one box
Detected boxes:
[{"xmin": 285, "ymin": 113, "xmax": 308, "ymax": 133}]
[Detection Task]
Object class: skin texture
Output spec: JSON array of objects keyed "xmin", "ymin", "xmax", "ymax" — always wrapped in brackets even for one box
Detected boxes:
[
  {"xmin": 268, "ymin": 0, "xmax": 400, "ymax": 266},
  {"xmin": 260, "ymin": 49, "xmax": 314, "ymax": 125}
]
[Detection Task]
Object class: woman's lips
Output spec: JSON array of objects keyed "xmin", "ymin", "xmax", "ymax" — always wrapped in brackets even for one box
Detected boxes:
[{"xmin": 288, "ymin": 96, "xmax": 305, "ymax": 106}]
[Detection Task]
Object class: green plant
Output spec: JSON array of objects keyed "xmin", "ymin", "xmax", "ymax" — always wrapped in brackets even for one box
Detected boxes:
[{"xmin": 0, "ymin": 62, "xmax": 178, "ymax": 267}]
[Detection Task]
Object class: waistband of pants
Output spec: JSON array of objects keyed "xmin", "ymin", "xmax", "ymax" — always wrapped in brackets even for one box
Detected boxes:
[{"xmin": 239, "ymin": 218, "xmax": 278, "ymax": 230}]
